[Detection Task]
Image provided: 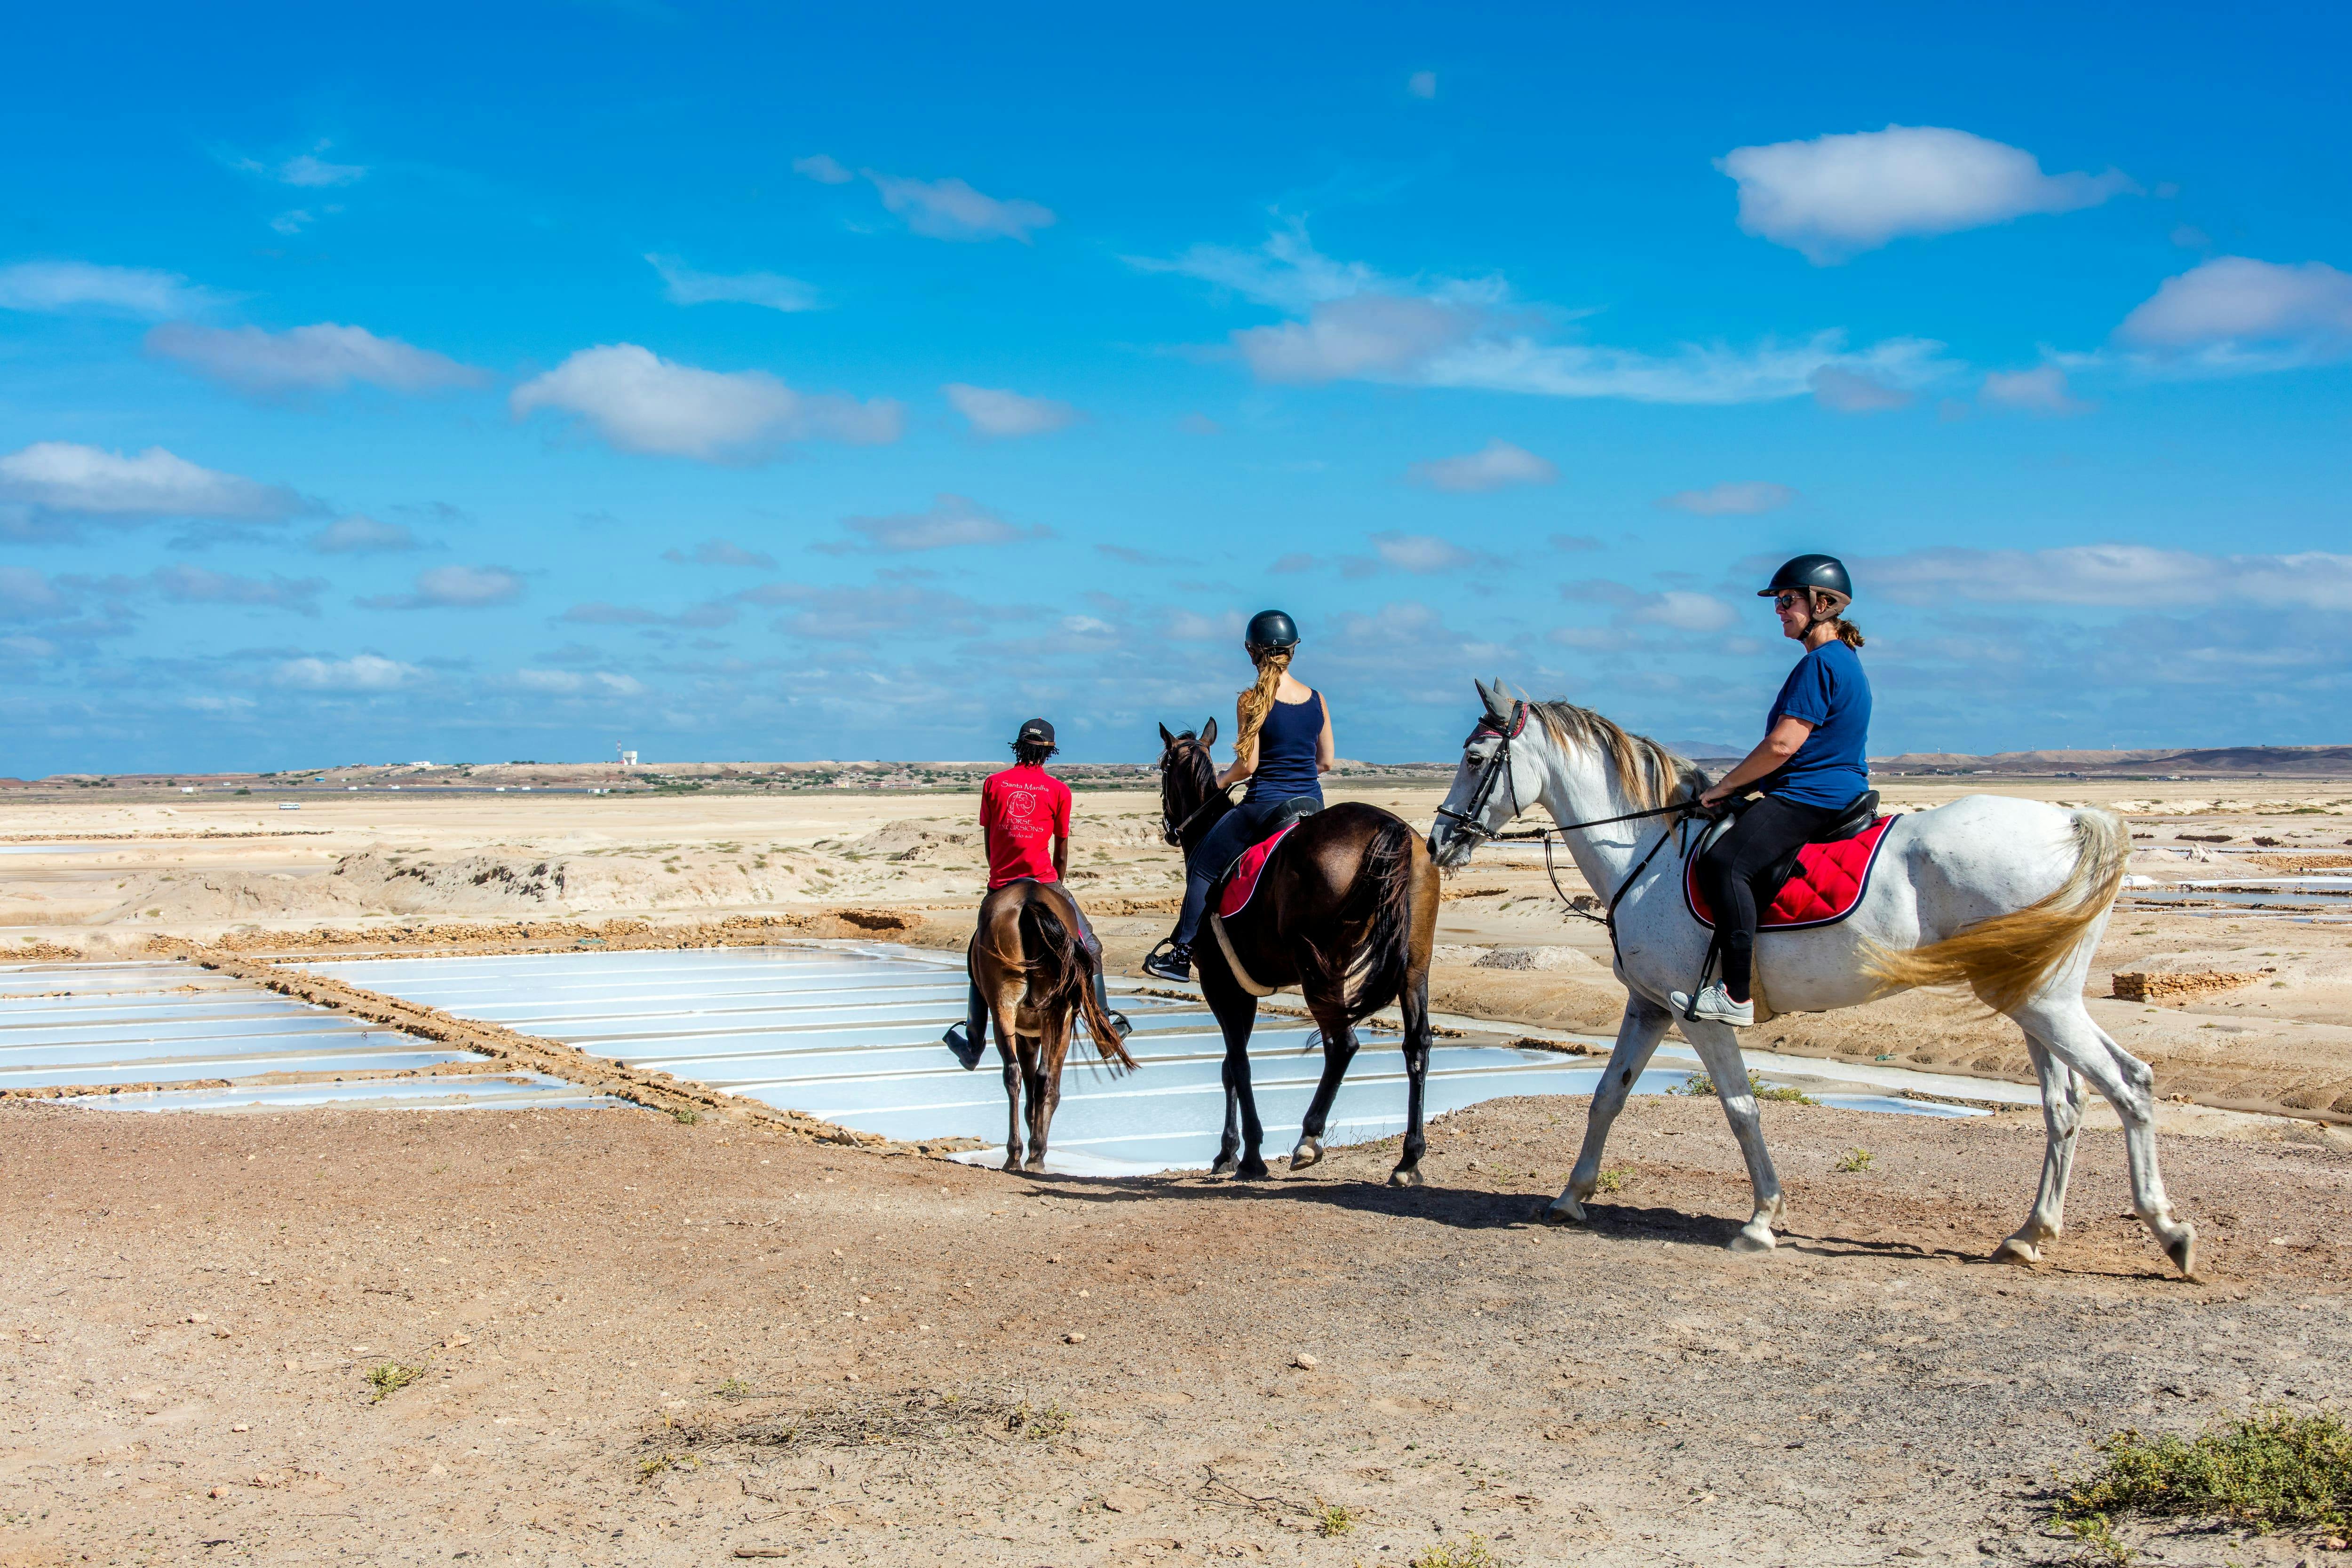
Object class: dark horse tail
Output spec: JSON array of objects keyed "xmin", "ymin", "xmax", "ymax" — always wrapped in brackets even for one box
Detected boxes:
[
  {"xmin": 1018, "ymin": 894, "xmax": 1138, "ymax": 1072},
  {"xmin": 1303, "ymin": 815, "xmax": 1419, "ymax": 1030}
]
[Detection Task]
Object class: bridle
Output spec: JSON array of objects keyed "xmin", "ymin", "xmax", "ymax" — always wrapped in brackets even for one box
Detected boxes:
[
  {"xmin": 1430, "ymin": 700, "xmax": 1528, "ymax": 845},
  {"xmin": 1158, "ymin": 736, "xmax": 1234, "ymax": 847},
  {"xmin": 1432, "ymin": 697, "xmax": 1712, "ymax": 944}
]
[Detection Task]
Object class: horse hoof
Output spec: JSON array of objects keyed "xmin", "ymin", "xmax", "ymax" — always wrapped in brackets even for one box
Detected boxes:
[
  {"xmin": 1289, "ymin": 1137, "xmax": 1324, "ymax": 1171},
  {"xmin": 1209, "ymin": 1155, "xmax": 1238, "ymax": 1177},
  {"xmin": 1726, "ymin": 1223, "xmax": 1777, "ymax": 1253},
  {"xmin": 1993, "ymin": 1236, "xmax": 2041, "ymax": 1267},
  {"xmin": 2166, "ymin": 1224, "xmax": 2201, "ymax": 1281},
  {"xmin": 1544, "ymin": 1196, "xmax": 1588, "ymax": 1226},
  {"xmin": 1386, "ymin": 1166, "xmax": 1423, "ymax": 1189},
  {"xmin": 1023, "ymin": 1156, "xmax": 1046, "ymax": 1174},
  {"xmin": 1237, "ymin": 1158, "xmax": 1272, "ymax": 1181}
]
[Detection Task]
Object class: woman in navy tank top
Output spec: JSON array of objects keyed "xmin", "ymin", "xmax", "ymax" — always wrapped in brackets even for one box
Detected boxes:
[{"xmin": 1144, "ymin": 609, "xmax": 1336, "ymax": 982}]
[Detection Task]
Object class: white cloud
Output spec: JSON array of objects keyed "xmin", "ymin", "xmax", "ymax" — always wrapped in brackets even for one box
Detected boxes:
[
  {"xmin": 662, "ymin": 538, "xmax": 775, "ymax": 569},
  {"xmin": 234, "ymin": 143, "xmax": 366, "ymax": 187},
  {"xmin": 1371, "ymin": 532, "xmax": 1476, "ymax": 573},
  {"xmin": 1143, "ymin": 222, "xmax": 1955, "ymax": 404},
  {"xmin": 1236, "ymin": 294, "xmax": 1484, "ymax": 383},
  {"xmin": 0, "ymin": 442, "xmax": 303, "ymax": 520},
  {"xmin": 147, "ymin": 564, "xmax": 325, "ymax": 614},
  {"xmin": 1867, "ymin": 545, "xmax": 2352, "ymax": 611},
  {"xmin": 146, "ymin": 322, "xmax": 485, "ymax": 396},
  {"xmin": 739, "ymin": 579, "xmax": 993, "ymax": 641},
  {"xmin": 865, "ymin": 172, "xmax": 1054, "ymax": 243},
  {"xmin": 1980, "ymin": 365, "xmax": 2091, "ymax": 416},
  {"xmin": 1406, "ymin": 439, "xmax": 1557, "ymax": 493},
  {"xmin": 308, "ymin": 514, "xmax": 420, "ymax": 554},
  {"xmin": 1406, "ymin": 71, "xmax": 1437, "ymax": 99},
  {"xmin": 0, "ymin": 261, "xmax": 222, "ymax": 318},
  {"xmin": 1658, "ymin": 480, "xmax": 1797, "ymax": 515},
  {"xmin": 270, "ymin": 210, "xmax": 313, "ymax": 236},
  {"xmin": 1166, "ymin": 609, "xmax": 1245, "ymax": 642},
  {"xmin": 274, "ymin": 653, "xmax": 415, "ymax": 691},
  {"xmin": 1808, "ymin": 364, "xmax": 1914, "ymax": 412},
  {"xmin": 646, "ymin": 254, "xmax": 820, "ymax": 313},
  {"xmin": 2116, "ymin": 256, "xmax": 2352, "ymax": 363},
  {"xmin": 510, "ymin": 344, "xmax": 903, "ymax": 460},
  {"xmin": 358, "ymin": 564, "xmax": 524, "ymax": 610},
  {"xmin": 837, "ymin": 494, "xmax": 1046, "ymax": 551},
  {"xmin": 1061, "ymin": 614, "xmax": 1113, "ymax": 636},
  {"xmin": 792, "ymin": 153, "xmax": 854, "ymax": 184},
  {"xmin": 943, "ymin": 383, "xmax": 1081, "ymax": 438},
  {"xmin": 1716, "ymin": 125, "xmax": 2135, "ymax": 263},
  {"xmin": 516, "ymin": 669, "xmax": 644, "ymax": 696},
  {"xmin": 0, "ymin": 566, "xmax": 66, "ymax": 620},
  {"xmin": 1632, "ymin": 591, "xmax": 1737, "ymax": 632}
]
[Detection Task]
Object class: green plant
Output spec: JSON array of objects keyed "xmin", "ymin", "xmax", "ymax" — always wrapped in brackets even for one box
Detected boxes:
[
  {"xmin": 671, "ymin": 1107, "xmax": 701, "ymax": 1126},
  {"xmin": 716, "ymin": 1377, "xmax": 750, "ymax": 1398},
  {"xmin": 1007, "ymin": 1400, "xmax": 1070, "ymax": 1441},
  {"xmin": 1316, "ymin": 1501, "xmax": 1355, "ymax": 1537},
  {"xmin": 1671, "ymin": 1069, "xmax": 1816, "ymax": 1105},
  {"xmin": 2056, "ymin": 1408, "xmax": 2352, "ymax": 1537},
  {"xmin": 2053, "ymin": 1510, "xmax": 2136, "ymax": 1565},
  {"xmin": 1593, "ymin": 1168, "xmax": 1628, "ymax": 1194},
  {"xmin": 1834, "ymin": 1148, "xmax": 1875, "ymax": 1173},
  {"xmin": 366, "ymin": 1362, "xmax": 424, "ymax": 1402},
  {"xmin": 637, "ymin": 1452, "xmax": 698, "ymax": 1480},
  {"xmin": 1410, "ymin": 1534, "xmax": 1500, "ymax": 1568}
]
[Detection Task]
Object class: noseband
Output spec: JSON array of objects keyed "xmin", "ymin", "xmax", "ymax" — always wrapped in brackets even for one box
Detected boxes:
[{"xmin": 1432, "ymin": 701, "xmax": 1527, "ymax": 844}]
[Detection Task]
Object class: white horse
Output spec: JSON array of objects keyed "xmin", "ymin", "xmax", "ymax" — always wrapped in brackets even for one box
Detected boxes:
[{"xmin": 1426, "ymin": 680, "xmax": 2196, "ymax": 1278}]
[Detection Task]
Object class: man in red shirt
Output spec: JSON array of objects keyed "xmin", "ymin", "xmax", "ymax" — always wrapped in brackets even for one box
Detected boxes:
[{"xmin": 944, "ymin": 718, "xmax": 1131, "ymax": 1068}]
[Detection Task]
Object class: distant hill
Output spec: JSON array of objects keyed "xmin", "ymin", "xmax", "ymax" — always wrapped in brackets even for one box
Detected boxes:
[{"xmin": 1873, "ymin": 744, "xmax": 2352, "ymax": 777}]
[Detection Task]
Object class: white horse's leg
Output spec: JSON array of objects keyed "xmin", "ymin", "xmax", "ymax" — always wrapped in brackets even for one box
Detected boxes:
[
  {"xmin": 2014, "ymin": 996, "xmax": 2198, "ymax": 1279},
  {"xmin": 1682, "ymin": 1020, "xmax": 1785, "ymax": 1252},
  {"xmin": 1994, "ymin": 1036, "xmax": 2085, "ymax": 1266},
  {"xmin": 1548, "ymin": 996, "xmax": 1671, "ymax": 1225}
]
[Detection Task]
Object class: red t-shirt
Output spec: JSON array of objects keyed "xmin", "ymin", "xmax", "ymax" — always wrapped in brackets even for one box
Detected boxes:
[{"xmin": 979, "ymin": 765, "xmax": 1072, "ymax": 889}]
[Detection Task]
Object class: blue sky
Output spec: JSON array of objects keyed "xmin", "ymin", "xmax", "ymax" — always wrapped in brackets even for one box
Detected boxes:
[{"xmin": 3, "ymin": 1, "xmax": 2348, "ymax": 775}]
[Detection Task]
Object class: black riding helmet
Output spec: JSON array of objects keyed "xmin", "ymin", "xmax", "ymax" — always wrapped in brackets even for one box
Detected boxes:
[
  {"xmin": 1758, "ymin": 554, "xmax": 1853, "ymax": 602},
  {"xmin": 1245, "ymin": 609, "xmax": 1299, "ymax": 651}
]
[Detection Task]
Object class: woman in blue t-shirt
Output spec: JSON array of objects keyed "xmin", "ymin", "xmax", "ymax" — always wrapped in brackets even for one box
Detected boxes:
[
  {"xmin": 1143, "ymin": 609, "xmax": 1336, "ymax": 982},
  {"xmin": 1673, "ymin": 554, "xmax": 1873, "ymax": 1028}
]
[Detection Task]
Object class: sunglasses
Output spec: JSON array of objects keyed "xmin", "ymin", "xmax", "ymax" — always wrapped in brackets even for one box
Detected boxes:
[{"xmin": 1773, "ymin": 592, "xmax": 1806, "ymax": 610}]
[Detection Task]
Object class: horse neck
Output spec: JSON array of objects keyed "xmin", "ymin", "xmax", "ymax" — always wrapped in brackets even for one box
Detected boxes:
[
  {"xmin": 1176, "ymin": 761, "xmax": 1232, "ymax": 853},
  {"xmin": 1534, "ymin": 743, "xmax": 1654, "ymax": 897}
]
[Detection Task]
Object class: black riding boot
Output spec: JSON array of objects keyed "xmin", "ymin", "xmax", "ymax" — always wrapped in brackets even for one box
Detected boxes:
[
  {"xmin": 1092, "ymin": 967, "xmax": 1133, "ymax": 1039},
  {"xmin": 942, "ymin": 980, "xmax": 988, "ymax": 1070}
]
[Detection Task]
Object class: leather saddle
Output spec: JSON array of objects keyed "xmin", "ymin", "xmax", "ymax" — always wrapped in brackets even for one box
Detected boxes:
[{"xmin": 1214, "ymin": 795, "xmax": 1322, "ymax": 884}]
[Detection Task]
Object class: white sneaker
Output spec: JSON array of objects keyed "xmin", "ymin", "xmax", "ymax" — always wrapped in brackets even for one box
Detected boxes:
[{"xmin": 1671, "ymin": 984, "xmax": 1754, "ymax": 1028}]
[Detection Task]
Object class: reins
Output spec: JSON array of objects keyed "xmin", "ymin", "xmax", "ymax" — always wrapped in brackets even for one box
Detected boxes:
[
  {"xmin": 1435, "ymin": 697, "xmax": 1710, "ymax": 944},
  {"xmin": 1158, "ymin": 737, "xmax": 1237, "ymax": 845}
]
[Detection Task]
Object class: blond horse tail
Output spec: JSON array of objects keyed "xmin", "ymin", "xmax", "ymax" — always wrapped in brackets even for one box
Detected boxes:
[{"xmin": 1864, "ymin": 809, "xmax": 2128, "ymax": 1015}]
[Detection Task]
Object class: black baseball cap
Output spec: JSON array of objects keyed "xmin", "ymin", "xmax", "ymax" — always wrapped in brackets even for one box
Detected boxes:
[{"xmin": 1016, "ymin": 718, "xmax": 1056, "ymax": 745}]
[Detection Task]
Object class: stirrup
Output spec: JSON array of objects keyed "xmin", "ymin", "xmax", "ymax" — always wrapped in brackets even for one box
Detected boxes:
[{"xmin": 1140, "ymin": 937, "xmax": 1192, "ymax": 982}]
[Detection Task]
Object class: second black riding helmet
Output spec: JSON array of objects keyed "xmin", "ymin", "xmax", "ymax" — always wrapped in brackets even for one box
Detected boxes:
[
  {"xmin": 1758, "ymin": 553, "xmax": 1853, "ymax": 601},
  {"xmin": 1245, "ymin": 609, "xmax": 1299, "ymax": 650}
]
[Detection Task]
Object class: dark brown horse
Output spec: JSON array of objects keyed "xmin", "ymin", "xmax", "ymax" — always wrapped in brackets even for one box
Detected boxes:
[
  {"xmin": 1156, "ymin": 720, "xmax": 1440, "ymax": 1185},
  {"xmin": 968, "ymin": 878, "xmax": 1137, "ymax": 1172}
]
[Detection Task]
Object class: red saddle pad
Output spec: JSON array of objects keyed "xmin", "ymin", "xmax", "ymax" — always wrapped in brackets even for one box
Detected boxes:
[
  {"xmin": 1216, "ymin": 822, "xmax": 1300, "ymax": 920},
  {"xmin": 1685, "ymin": 816, "xmax": 1896, "ymax": 931}
]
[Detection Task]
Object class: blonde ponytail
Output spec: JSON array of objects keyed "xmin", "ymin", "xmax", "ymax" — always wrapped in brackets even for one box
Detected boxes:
[{"xmin": 1234, "ymin": 649, "xmax": 1291, "ymax": 762}]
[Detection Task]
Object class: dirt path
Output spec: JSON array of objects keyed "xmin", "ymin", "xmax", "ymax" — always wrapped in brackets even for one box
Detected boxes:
[{"xmin": 6, "ymin": 1092, "xmax": 2348, "ymax": 1567}]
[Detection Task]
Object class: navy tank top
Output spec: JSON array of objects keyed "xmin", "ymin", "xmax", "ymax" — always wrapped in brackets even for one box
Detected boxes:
[{"xmin": 1246, "ymin": 690, "xmax": 1325, "ymax": 804}]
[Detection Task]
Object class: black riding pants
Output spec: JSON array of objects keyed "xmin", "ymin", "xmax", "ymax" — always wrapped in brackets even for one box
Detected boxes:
[
  {"xmin": 1172, "ymin": 796, "xmax": 1312, "ymax": 950},
  {"xmin": 963, "ymin": 883, "xmax": 1104, "ymax": 1045},
  {"xmin": 1695, "ymin": 794, "xmax": 1851, "ymax": 1001}
]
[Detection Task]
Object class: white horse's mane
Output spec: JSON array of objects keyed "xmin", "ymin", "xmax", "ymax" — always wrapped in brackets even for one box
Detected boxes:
[{"xmin": 1526, "ymin": 699, "xmax": 1708, "ymax": 813}]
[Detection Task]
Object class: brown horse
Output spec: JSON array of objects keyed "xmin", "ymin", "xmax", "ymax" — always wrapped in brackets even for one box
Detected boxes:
[
  {"xmin": 1156, "ymin": 720, "xmax": 1440, "ymax": 1185},
  {"xmin": 968, "ymin": 877, "xmax": 1137, "ymax": 1172}
]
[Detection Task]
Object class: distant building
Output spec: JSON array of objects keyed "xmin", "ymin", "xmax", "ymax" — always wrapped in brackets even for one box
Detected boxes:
[{"xmin": 620, "ymin": 750, "xmax": 638, "ymax": 766}]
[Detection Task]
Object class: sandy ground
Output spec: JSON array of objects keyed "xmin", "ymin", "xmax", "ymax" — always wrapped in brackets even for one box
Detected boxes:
[
  {"xmin": 12, "ymin": 775, "xmax": 2344, "ymax": 1121},
  {"xmin": 8, "ymin": 775, "xmax": 2352, "ymax": 1564},
  {"xmin": 4, "ymin": 1091, "xmax": 2349, "ymax": 1567}
]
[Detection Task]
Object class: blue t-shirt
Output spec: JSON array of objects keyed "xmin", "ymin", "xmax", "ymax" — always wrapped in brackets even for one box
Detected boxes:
[{"xmin": 1761, "ymin": 640, "xmax": 1871, "ymax": 809}]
